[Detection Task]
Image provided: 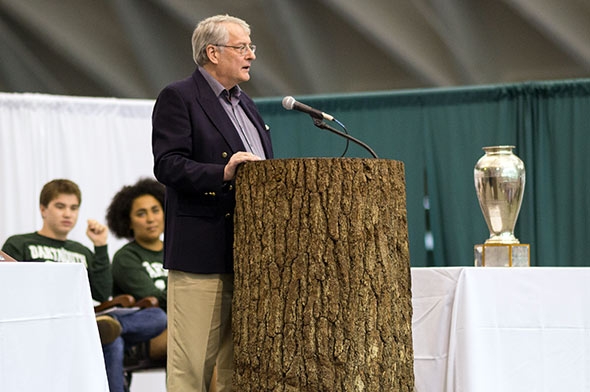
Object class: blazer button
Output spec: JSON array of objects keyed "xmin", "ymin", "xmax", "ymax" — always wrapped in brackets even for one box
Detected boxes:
[
  {"xmin": 221, "ymin": 152, "xmax": 228, "ymax": 158},
  {"xmin": 225, "ymin": 213, "xmax": 231, "ymax": 219},
  {"xmin": 228, "ymin": 184, "xmax": 233, "ymax": 191}
]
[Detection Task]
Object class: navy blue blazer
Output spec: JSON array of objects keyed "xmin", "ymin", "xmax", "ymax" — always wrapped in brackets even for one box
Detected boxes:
[{"xmin": 152, "ymin": 69, "xmax": 273, "ymax": 274}]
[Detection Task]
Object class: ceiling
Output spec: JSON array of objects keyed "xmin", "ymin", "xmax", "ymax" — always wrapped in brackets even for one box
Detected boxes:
[{"xmin": 1, "ymin": 0, "xmax": 589, "ymax": 100}]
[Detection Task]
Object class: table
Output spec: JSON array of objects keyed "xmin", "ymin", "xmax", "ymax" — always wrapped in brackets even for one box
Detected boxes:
[
  {"xmin": 0, "ymin": 262, "xmax": 109, "ymax": 392},
  {"xmin": 411, "ymin": 267, "xmax": 590, "ymax": 392}
]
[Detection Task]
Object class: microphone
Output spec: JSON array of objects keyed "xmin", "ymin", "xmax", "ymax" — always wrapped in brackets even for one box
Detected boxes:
[
  {"xmin": 281, "ymin": 95, "xmax": 378, "ymax": 158},
  {"xmin": 282, "ymin": 96, "xmax": 334, "ymax": 121}
]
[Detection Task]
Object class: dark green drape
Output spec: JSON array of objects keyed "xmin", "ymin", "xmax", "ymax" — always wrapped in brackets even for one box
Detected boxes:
[
  {"xmin": 254, "ymin": 79, "xmax": 590, "ymax": 267},
  {"xmin": 517, "ymin": 81, "xmax": 590, "ymax": 266}
]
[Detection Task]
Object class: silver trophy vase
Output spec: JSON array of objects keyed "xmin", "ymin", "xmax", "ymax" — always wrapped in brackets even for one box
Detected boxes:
[{"xmin": 474, "ymin": 145, "xmax": 525, "ymax": 244}]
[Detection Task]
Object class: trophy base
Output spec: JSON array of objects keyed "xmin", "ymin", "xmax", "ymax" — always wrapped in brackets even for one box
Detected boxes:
[{"xmin": 474, "ymin": 243, "xmax": 530, "ymax": 267}]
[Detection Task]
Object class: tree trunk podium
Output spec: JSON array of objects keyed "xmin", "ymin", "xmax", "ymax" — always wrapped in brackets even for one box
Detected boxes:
[{"xmin": 233, "ymin": 158, "xmax": 414, "ymax": 391}]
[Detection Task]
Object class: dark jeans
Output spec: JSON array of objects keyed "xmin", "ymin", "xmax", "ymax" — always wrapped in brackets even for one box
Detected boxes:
[{"xmin": 102, "ymin": 307, "xmax": 167, "ymax": 392}]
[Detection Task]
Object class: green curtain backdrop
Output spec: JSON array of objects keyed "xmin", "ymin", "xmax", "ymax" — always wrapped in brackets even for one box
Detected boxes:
[{"xmin": 254, "ymin": 79, "xmax": 590, "ymax": 267}]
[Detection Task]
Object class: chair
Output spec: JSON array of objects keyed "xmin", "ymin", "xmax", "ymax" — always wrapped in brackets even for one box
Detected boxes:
[{"xmin": 94, "ymin": 295, "xmax": 167, "ymax": 390}]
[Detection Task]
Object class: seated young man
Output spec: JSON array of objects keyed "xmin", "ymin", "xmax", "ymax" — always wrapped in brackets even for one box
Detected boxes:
[{"xmin": 1, "ymin": 179, "xmax": 167, "ymax": 392}]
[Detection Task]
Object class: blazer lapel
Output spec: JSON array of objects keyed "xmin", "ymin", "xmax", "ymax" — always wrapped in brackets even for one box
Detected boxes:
[
  {"xmin": 192, "ymin": 71, "xmax": 246, "ymax": 153},
  {"xmin": 240, "ymin": 99, "xmax": 273, "ymax": 159}
]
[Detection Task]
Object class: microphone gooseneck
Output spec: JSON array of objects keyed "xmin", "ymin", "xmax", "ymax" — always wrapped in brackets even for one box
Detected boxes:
[{"xmin": 312, "ymin": 118, "xmax": 378, "ymax": 158}]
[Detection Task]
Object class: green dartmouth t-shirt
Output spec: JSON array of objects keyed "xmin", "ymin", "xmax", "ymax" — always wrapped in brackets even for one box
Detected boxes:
[
  {"xmin": 112, "ymin": 241, "xmax": 167, "ymax": 312},
  {"xmin": 1, "ymin": 232, "xmax": 112, "ymax": 302}
]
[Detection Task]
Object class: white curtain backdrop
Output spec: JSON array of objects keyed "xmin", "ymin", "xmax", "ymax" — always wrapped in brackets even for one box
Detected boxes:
[{"xmin": 0, "ymin": 92, "xmax": 155, "ymax": 258}]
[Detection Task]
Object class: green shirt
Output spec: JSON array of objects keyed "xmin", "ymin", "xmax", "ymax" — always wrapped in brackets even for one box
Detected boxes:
[
  {"xmin": 1, "ymin": 232, "xmax": 112, "ymax": 302},
  {"xmin": 112, "ymin": 241, "xmax": 167, "ymax": 311}
]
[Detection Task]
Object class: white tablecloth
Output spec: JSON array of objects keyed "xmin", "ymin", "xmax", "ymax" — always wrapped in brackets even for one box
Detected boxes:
[
  {"xmin": 0, "ymin": 262, "xmax": 109, "ymax": 392},
  {"xmin": 412, "ymin": 267, "xmax": 590, "ymax": 392}
]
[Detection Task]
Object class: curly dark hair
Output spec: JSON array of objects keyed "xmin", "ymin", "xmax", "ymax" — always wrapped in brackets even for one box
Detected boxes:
[{"xmin": 106, "ymin": 178, "xmax": 165, "ymax": 239}]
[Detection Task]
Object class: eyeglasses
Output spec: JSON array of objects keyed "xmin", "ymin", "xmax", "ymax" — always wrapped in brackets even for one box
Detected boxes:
[{"xmin": 212, "ymin": 43, "xmax": 256, "ymax": 55}]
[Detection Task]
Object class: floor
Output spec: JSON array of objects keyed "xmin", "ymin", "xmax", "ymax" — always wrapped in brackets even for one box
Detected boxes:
[
  {"xmin": 130, "ymin": 370, "xmax": 166, "ymax": 392},
  {"xmin": 129, "ymin": 368, "xmax": 218, "ymax": 392}
]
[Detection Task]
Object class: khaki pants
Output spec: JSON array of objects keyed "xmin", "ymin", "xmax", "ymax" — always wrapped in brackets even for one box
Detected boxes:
[{"xmin": 167, "ymin": 271, "xmax": 233, "ymax": 392}]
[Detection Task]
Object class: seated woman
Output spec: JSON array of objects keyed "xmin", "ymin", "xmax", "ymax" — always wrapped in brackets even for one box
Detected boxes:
[{"xmin": 106, "ymin": 178, "xmax": 167, "ymax": 311}]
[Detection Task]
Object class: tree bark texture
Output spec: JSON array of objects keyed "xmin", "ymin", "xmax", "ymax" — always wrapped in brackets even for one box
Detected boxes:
[{"xmin": 233, "ymin": 158, "xmax": 414, "ymax": 391}]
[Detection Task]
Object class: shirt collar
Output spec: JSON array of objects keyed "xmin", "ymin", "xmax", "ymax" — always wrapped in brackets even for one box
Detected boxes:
[{"xmin": 198, "ymin": 66, "xmax": 242, "ymax": 101}]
